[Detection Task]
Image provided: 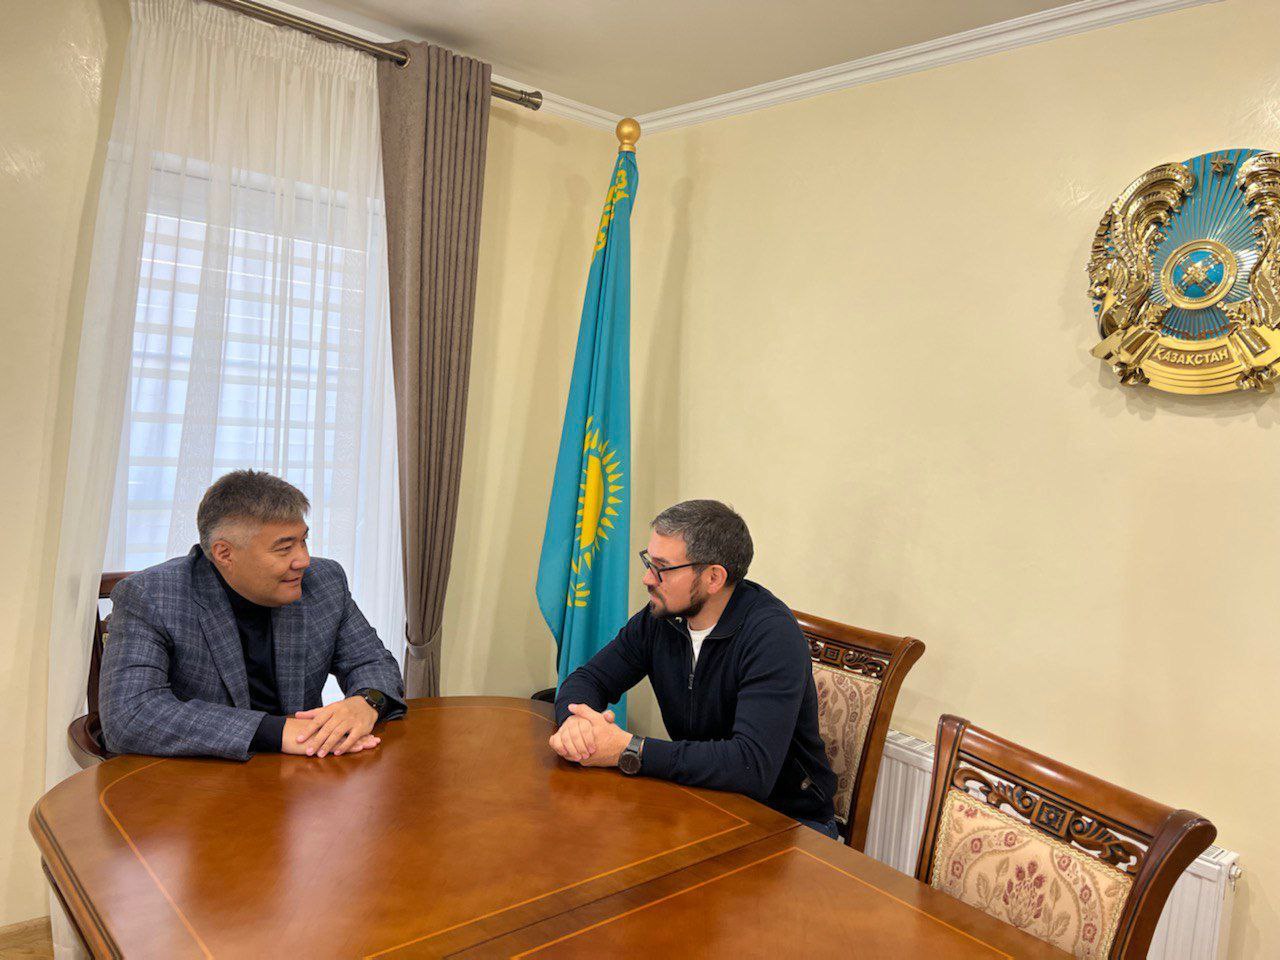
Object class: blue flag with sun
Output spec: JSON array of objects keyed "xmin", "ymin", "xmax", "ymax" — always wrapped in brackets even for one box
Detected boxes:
[{"xmin": 535, "ymin": 148, "xmax": 637, "ymax": 724}]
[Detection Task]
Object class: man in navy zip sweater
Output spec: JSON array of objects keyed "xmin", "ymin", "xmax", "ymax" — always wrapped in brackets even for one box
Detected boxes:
[{"xmin": 551, "ymin": 500, "xmax": 839, "ymax": 836}]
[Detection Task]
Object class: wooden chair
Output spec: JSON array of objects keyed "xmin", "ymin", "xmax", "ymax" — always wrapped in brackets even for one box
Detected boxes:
[
  {"xmin": 67, "ymin": 572, "xmax": 133, "ymax": 768},
  {"xmin": 914, "ymin": 715, "xmax": 1216, "ymax": 959},
  {"xmin": 793, "ymin": 610, "xmax": 925, "ymax": 850}
]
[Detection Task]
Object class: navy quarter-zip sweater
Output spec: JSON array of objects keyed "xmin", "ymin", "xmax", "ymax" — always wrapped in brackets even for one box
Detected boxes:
[{"xmin": 555, "ymin": 579, "xmax": 837, "ymax": 823}]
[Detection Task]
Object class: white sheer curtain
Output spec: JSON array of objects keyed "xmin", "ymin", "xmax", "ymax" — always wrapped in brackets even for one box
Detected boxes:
[{"xmin": 46, "ymin": 3, "xmax": 402, "ymax": 952}]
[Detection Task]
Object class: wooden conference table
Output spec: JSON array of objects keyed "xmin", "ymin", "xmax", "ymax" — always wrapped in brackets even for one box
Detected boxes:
[{"xmin": 32, "ymin": 697, "xmax": 1071, "ymax": 959}]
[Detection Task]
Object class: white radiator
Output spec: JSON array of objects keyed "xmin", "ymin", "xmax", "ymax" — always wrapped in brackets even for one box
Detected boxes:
[{"xmin": 864, "ymin": 730, "xmax": 1241, "ymax": 960}]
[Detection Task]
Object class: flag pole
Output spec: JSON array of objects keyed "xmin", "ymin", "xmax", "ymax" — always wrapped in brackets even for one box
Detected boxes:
[{"xmin": 616, "ymin": 117, "xmax": 641, "ymax": 152}]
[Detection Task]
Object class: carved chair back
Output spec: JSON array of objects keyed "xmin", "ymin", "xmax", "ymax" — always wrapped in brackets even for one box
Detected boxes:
[
  {"xmin": 67, "ymin": 572, "xmax": 133, "ymax": 767},
  {"xmin": 792, "ymin": 610, "xmax": 924, "ymax": 850},
  {"xmin": 915, "ymin": 715, "xmax": 1216, "ymax": 959}
]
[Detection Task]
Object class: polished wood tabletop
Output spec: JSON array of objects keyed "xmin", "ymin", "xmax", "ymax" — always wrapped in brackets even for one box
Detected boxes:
[
  {"xmin": 32, "ymin": 697, "xmax": 1070, "ymax": 958},
  {"xmin": 460, "ymin": 825, "xmax": 1073, "ymax": 959}
]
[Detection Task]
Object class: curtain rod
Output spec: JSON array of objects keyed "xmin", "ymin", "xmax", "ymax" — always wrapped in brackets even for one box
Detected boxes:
[{"xmin": 203, "ymin": 0, "xmax": 543, "ymax": 110}]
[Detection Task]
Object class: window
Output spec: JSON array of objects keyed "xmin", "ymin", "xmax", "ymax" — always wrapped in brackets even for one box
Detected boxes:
[{"xmin": 104, "ymin": 158, "xmax": 405, "ymax": 676}]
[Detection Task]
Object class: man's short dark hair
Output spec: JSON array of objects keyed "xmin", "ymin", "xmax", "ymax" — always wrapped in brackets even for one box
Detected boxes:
[
  {"xmin": 197, "ymin": 470, "xmax": 310, "ymax": 555},
  {"xmin": 651, "ymin": 500, "xmax": 753, "ymax": 584}
]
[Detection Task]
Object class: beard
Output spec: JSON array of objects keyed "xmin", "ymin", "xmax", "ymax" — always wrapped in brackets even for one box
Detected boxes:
[{"xmin": 649, "ymin": 582, "xmax": 708, "ymax": 621}]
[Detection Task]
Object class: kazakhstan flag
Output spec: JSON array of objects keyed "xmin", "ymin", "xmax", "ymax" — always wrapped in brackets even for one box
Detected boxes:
[{"xmin": 535, "ymin": 146, "xmax": 637, "ymax": 724}]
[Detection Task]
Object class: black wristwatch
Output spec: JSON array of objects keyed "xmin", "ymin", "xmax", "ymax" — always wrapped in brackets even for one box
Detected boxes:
[
  {"xmin": 353, "ymin": 688, "xmax": 387, "ymax": 719},
  {"xmin": 619, "ymin": 735, "xmax": 645, "ymax": 775}
]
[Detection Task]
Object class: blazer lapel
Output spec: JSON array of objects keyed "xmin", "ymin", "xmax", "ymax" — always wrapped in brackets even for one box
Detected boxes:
[
  {"xmin": 272, "ymin": 600, "xmax": 307, "ymax": 715},
  {"xmin": 191, "ymin": 550, "xmax": 251, "ymax": 709}
]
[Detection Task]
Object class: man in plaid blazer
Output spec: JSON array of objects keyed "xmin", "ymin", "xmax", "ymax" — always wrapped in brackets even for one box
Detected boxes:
[{"xmin": 100, "ymin": 470, "xmax": 406, "ymax": 760}]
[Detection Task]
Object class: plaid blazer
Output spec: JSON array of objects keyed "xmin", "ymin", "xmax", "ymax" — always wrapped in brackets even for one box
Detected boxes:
[{"xmin": 100, "ymin": 546, "xmax": 406, "ymax": 759}]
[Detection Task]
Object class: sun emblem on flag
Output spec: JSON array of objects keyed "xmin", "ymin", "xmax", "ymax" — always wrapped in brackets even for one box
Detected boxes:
[{"xmin": 568, "ymin": 416, "xmax": 624, "ymax": 608}]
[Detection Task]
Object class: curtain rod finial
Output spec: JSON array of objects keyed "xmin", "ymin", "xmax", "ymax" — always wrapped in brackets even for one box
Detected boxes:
[{"xmin": 616, "ymin": 118, "xmax": 640, "ymax": 152}]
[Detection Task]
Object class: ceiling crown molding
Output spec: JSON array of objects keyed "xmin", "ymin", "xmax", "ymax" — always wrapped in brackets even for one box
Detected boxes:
[
  {"xmin": 246, "ymin": 0, "xmax": 1218, "ymax": 136},
  {"xmin": 634, "ymin": 0, "xmax": 1219, "ymax": 134},
  {"xmin": 516, "ymin": 88, "xmax": 620, "ymax": 130}
]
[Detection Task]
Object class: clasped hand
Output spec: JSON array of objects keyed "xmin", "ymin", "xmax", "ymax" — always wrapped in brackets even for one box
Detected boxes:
[
  {"xmin": 283, "ymin": 696, "xmax": 380, "ymax": 757},
  {"xmin": 548, "ymin": 703, "xmax": 632, "ymax": 768}
]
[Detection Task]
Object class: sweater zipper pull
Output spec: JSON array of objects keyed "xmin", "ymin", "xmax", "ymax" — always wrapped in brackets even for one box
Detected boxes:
[{"xmin": 688, "ymin": 671, "xmax": 694, "ymax": 690}]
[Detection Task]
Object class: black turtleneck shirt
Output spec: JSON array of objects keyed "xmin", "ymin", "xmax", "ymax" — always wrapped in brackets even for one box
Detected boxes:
[{"xmin": 214, "ymin": 569, "xmax": 287, "ymax": 754}]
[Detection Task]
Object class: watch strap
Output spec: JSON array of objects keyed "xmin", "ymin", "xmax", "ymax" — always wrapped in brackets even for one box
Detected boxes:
[
  {"xmin": 620, "ymin": 735, "xmax": 645, "ymax": 774},
  {"xmin": 354, "ymin": 688, "xmax": 387, "ymax": 720}
]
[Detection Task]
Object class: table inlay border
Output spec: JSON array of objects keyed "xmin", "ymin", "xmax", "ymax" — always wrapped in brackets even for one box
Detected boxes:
[
  {"xmin": 511, "ymin": 848, "xmax": 795, "ymax": 958},
  {"xmin": 509, "ymin": 844, "xmax": 1017, "ymax": 959},
  {"xmin": 363, "ymin": 701, "xmax": 752, "ymax": 958},
  {"xmin": 86, "ymin": 699, "xmax": 753, "ymax": 960},
  {"xmin": 98, "ymin": 758, "xmax": 212, "ymax": 958},
  {"xmin": 365, "ymin": 805, "xmax": 749, "ymax": 958},
  {"xmin": 788, "ymin": 847, "xmax": 1015, "ymax": 958}
]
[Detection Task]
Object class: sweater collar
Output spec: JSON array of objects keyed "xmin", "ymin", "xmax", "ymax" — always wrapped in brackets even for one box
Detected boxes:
[
  {"xmin": 664, "ymin": 579, "xmax": 760, "ymax": 640},
  {"xmin": 212, "ymin": 563, "xmax": 272, "ymax": 620}
]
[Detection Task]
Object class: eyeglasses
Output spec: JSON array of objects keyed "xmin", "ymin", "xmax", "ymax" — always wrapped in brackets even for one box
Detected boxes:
[{"xmin": 638, "ymin": 549, "xmax": 703, "ymax": 582}]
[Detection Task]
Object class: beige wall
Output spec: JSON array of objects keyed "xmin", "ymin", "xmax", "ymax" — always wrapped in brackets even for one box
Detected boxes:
[
  {"xmin": 0, "ymin": 0, "xmax": 128, "ymax": 926},
  {"xmin": 623, "ymin": 0, "xmax": 1280, "ymax": 956},
  {"xmin": 440, "ymin": 108, "xmax": 615, "ymax": 697}
]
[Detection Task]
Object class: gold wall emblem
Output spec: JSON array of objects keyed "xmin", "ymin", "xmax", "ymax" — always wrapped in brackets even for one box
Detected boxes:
[{"xmin": 1088, "ymin": 149, "xmax": 1280, "ymax": 394}]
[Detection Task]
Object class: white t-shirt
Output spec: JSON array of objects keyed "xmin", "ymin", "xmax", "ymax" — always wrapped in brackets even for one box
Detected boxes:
[{"xmin": 689, "ymin": 623, "xmax": 715, "ymax": 666}]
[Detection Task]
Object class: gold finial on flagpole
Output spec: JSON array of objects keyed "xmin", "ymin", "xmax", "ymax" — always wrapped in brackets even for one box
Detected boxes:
[{"xmin": 616, "ymin": 118, "xmax": 641, "ymax": 152}]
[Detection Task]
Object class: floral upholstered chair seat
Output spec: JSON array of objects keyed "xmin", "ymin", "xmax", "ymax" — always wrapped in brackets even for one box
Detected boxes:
[
  {"xmin": 812, "ymin": 664, "xmax": 880, "ymax": 825},
  {"xmin": 929, "ymin": 789, "xmax": 1133, "ymax": 959}
]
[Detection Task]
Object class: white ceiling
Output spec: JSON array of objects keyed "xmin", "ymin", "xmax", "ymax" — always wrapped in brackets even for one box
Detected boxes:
[{"xmin": 281, "ymin": 0, "xmax": 1078, "ymax": 116}]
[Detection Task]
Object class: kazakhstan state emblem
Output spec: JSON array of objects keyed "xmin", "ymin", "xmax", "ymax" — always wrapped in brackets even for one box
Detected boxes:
[{"xmin": 1089, "ymin": 148, "xmax": 1280, "ymax": 394}]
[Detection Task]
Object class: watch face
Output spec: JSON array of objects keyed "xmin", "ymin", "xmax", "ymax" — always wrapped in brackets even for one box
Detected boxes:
[{"xmin": 619, "ymin": 751, "xmax": 641, "ymax": 775}]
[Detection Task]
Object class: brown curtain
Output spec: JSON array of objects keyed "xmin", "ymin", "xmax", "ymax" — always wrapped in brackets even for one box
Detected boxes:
[{"xmin": 378, "ymin": 44, "xmax": 491, "ymax": 696}]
